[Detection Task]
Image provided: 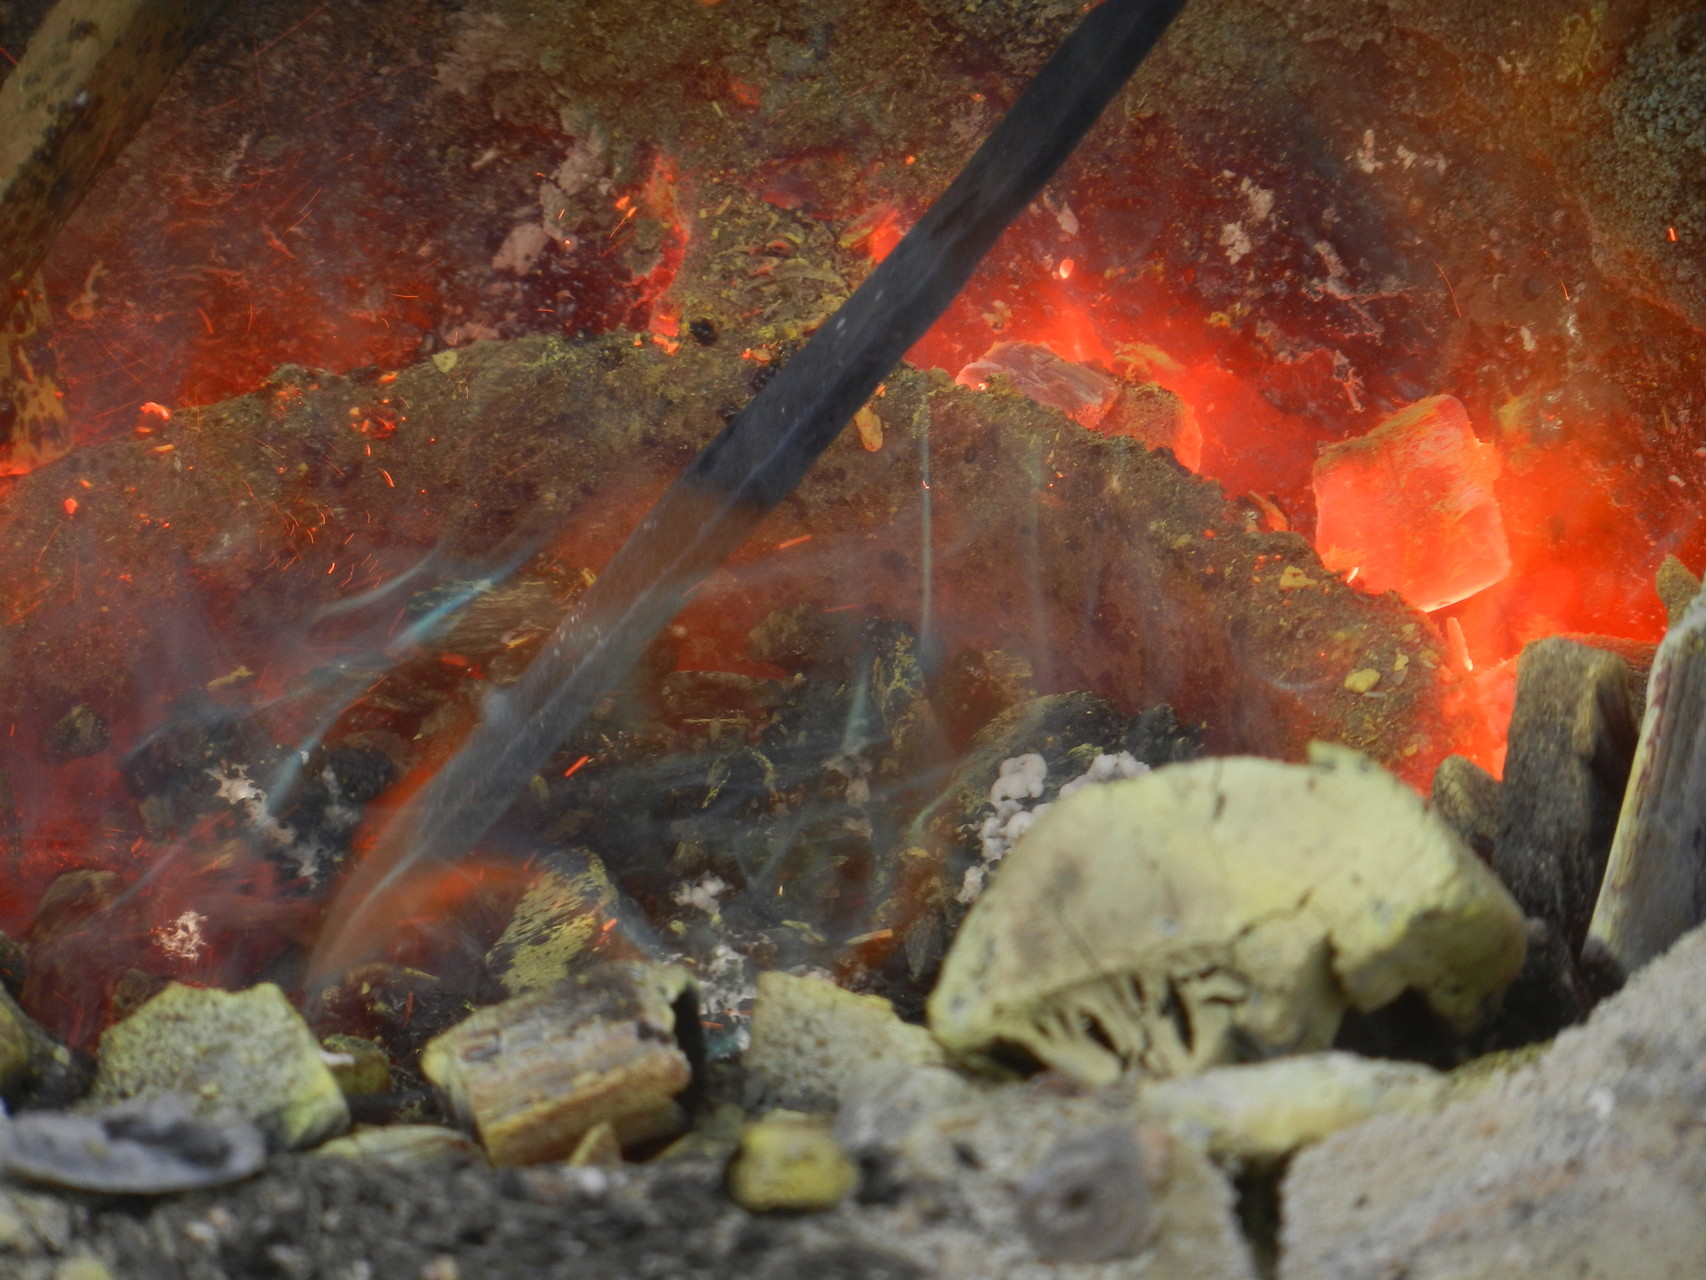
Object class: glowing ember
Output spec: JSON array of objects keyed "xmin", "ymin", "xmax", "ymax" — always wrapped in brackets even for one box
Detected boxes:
[{"xmin": 1312, "ymin": 396, "xmax": 1511, "ymax": 613}]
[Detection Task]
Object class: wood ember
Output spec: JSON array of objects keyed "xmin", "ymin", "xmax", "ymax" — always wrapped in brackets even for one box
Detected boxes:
[
  {"xmin": 1589, "ymin": 593, "xmax": 1706, "ymax": 976},
  {"xmin": 1494, "ymin": 638, "xmax": 1637, "ymax": 953},
  {"xmin": 420, "ymin": 960, "xmax": 703, "ymax": 1167},
  {"xmin": 1429, "ymin": 753, "xmax": 1500, "ymax": 863}
]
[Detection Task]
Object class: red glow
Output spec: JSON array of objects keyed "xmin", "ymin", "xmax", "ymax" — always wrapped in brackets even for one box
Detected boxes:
[{"xmin": 1313, "ymin": 396, "xmax": 1510, "ymax": 613}]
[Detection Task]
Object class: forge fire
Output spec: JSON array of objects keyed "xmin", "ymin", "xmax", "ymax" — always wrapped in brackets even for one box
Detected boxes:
[{"xmin": 1, "ymin": 0, "xmax": 1705, "ymax": 1276}]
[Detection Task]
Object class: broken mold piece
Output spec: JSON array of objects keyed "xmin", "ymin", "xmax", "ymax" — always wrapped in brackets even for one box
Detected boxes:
[
  {"xmin": 928, "ymin": 745, "xmax": 1526, "ymax": 1085},
  {"xmin": 420, "ymin": 960, "xmax": 702, "ymax": 1166}
]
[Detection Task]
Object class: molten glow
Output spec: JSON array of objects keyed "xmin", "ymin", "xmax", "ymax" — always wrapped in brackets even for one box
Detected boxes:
[{"xmin": 1313, "ymin": 396, "xmax": 1511, "ymax": 612}]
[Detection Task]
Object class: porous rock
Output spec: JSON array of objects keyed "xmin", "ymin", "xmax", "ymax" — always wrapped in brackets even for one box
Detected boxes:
[
  {"xmin": 929, "ymin": 745, "xmax": 1526, "ymax": 1084},
  {"xmin": 743, "ymin": 971, "xmax": 945, "ymax": 1112},
  {"xmin": 1281, "ymin": 921, "xmax": 1706, "ymax": 1280},
  {"xmin": 89, "ymin": 982, "xmax": 347, "ymax": 1151}
]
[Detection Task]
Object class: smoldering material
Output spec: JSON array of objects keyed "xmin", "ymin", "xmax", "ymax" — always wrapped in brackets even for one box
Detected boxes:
[{"xmin": 1016, "ymin": 1124, "xmax": 1153, "ymax": 1263}]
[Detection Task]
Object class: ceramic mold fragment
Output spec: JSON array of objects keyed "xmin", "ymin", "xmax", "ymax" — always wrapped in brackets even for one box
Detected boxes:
[
  {"xmin": 928, "ymin": 745, "xmax": 1526, "ymax": 1084},
  {"xmin": 420, "ymin": 960, "xmax": 701, "ymax": 1166}
]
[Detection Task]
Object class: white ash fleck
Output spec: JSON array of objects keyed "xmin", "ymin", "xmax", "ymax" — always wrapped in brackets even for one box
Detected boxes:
[
  {"xmin": 1220, "ymin": 222, "xmax": 1253, "ymax": 264},
  {"xmin": 961, "ymin": 752, "xmax": 1148, "ymax": 904},
  {"xmin": 695, "ymin": 942, "xmax": 756, "ymax": 1056},
  {"xmin": 205, "ymin": 763, "xmax": 329, "ymax": 881},
  {"xmin": 988, "ymin": 752, "xmax": 1047, "ymax": 806},
  {"xmin": 672, "ymin": 874, "xmax": 729, "ymax": 917},
  {"xmin": 152, "ymin": 909, "xmax": 207, "ymax": 962}
]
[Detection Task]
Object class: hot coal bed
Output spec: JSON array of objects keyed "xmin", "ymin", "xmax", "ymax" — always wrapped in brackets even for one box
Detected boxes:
[{"xmin": 0, "ymin": 1, "xmax": 1704, "ymax": 1277}]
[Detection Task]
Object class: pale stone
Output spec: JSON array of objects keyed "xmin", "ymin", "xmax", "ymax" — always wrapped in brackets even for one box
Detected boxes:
[
  {"xmin": 929, "ymin": 745, "xmax": 1526, "ymax": 1084},
  {"xmin": 1139, "ymin": 1052, "xmax": 1446, "ymax": 1163}
]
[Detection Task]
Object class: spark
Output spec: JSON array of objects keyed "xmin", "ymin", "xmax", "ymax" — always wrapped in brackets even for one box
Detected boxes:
[{"xmin": 562, "ymin": 754, "xmax": 592, "ymax": 779}]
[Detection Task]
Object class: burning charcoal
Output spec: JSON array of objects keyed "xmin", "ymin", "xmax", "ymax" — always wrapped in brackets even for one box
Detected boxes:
[
  {"xmin": 0, "ymin": 930, "xmax": 25, "ymax": 999},
  {"xmin": 44, "ymin": 704, "xmax": 109, "ymax": 761},
  {"xmin": 656, "ymin": 670, "xmax": 785, "ymax": 738},
  {"xmin": 1430, "ymin": 753, "xmax": 1501, "ymax": 862},
  {"xmin": 743, "ymin": 972, "xmax": 945, "ymax": 1113},
  {"xmin": 420, "ymin": 960, "xmax": 703, "ymax": 1166},
  {"xmin": 1475, "ymin": 917, "xmax": 1592, "ymax": 1052},
  {"xmin": 1124, "ymin": 702, "xmax": 1205, "ymax": 769},
  {"xmin": 1312, "ymin": 395, "xmax": 1510, "ymax": 612},
  {"xmin": 1017, "ymin": 1125, "xmax": 1153, "ymax": 1264},
  {"xmin": 929, "ymin": 745, "xmax": 1526, "ymax": 1085},
  {"xmin": 0, "ymin": 1094, "xmax": 265, "ymax": 1194},
  {"xmin": 482, "ymin": 848, "xmax": 629, "ymax": 997},
  {"xmin": 934, "ymin": 648, "xmax": 1037, "ymax": 750},
  {"xmin": 90, "ymin": 982, "xmax": 349, "ymax": 1151},
  {"xmin": 313, "ymin": 963, "xmax": 471, "ymax": 1064},
  {"xmin": 314, "ymin": 1124, "xmax": 485, "ymax": 1171},
  {"xmin": 1137, "ymin": 1053, "xmax": 1446, "ymax": 1166},
  {"xmin": 1589, "ymin": 593, "xmax": 1706, "ymax": 976},
  {"xmin": 748, "ymin": 606, "xmax": 853, "ymax": 675},
  {"xmin": 726, "ymin": 1110, "xmax": 859, "ymax": 1214},
  {"xmin": 1495, "ymin": 638, "xmax": 1637, "ymax": 952},
  {"xmin": 956, "ymin": 341, "xmax": 1121, "ymax": 427}
]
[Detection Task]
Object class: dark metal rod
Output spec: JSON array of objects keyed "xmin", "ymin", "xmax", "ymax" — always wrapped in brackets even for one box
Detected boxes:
[{"xmin": 307, "ymin": 0, "xmax": 1188, "ymax": 987}]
